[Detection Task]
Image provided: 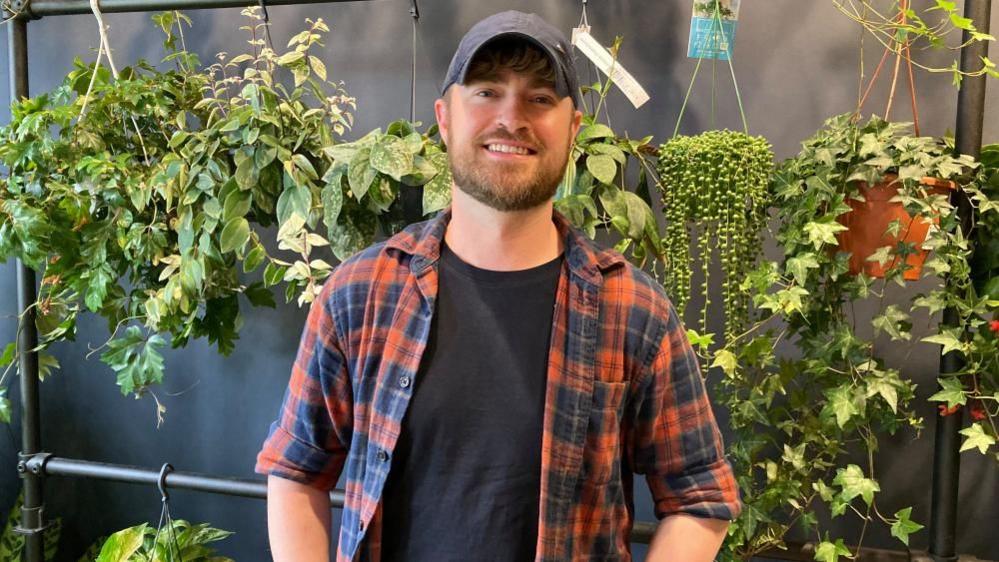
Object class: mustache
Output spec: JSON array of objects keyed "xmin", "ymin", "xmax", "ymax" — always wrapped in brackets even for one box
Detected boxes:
[{"xmin": 475, "ymin": 129, "xmax": 543, "ymax": 151}]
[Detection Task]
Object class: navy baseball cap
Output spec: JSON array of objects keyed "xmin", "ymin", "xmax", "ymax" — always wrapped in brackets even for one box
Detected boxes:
[{"xmin": 441, "ymin": 11, "xmax": 580, "ymax": 107}]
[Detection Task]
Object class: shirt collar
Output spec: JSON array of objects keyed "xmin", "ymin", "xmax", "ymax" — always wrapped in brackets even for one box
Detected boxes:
[{"xmin": 384, "ymin": 207, "xmax": 627, "ymax": 286}]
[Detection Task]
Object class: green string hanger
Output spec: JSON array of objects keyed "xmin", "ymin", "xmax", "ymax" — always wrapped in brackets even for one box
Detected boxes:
[{"xmin": 672, "ymin": 0, "xmax": 748, "ymax": 137}]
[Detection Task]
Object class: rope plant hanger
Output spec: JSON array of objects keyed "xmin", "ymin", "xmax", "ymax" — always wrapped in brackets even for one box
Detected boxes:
[{"xmin": 657, "ymin": 0, "xmax": 773, "ymax": 344}]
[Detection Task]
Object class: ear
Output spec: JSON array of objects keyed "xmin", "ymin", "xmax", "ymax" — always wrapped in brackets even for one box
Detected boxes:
[
  {"xmin": 570, "ymin": 107, "xmax": 583, "ymax": 139},
  {"xmin": 434, "ymin": 96, "xmax": 450, "ymax": 146}
]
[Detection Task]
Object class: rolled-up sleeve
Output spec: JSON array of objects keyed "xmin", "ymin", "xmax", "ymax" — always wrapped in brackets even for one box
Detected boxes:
[
  {"xmin": 629, "ymin": 300, "xmax": 741, "ymax": 520},
  {"xmin": 255, "ymin": 280, "xmax": 353, "ymax": 491}
]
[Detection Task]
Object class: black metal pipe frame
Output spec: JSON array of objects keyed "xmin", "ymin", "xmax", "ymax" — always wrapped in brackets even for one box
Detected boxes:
[
  {"xmin": 3, "ymin": 0, "xmax": 993, "ymax": 560},
  {"xmin": 929, "ymin": 1, "xmax": 991, "ymax": 562}
]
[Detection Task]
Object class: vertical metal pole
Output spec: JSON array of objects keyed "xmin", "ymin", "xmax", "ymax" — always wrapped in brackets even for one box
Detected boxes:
[
  {"xmin": 929, "ymin": 1, "xmax": 990, "ymax": 561},
  {"xmin": 7, "ymin": 11, "xmax": 45, "ymax": 562}
]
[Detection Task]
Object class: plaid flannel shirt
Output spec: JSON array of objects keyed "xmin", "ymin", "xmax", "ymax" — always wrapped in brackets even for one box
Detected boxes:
[{"xmin": 256, "ymin": 208, "xmax": 741, "ymax": 561}]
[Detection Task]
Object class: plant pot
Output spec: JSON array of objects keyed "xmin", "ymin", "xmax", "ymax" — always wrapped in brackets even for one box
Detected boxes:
[{"xmin": 835, "ymin": 173, "xmax": 956, "ymax": 280}]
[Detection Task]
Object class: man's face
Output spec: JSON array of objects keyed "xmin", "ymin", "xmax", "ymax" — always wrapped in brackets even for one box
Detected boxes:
[{"xmin": 435, "ymin": 65, "xmax": 582, "ymax": 212}]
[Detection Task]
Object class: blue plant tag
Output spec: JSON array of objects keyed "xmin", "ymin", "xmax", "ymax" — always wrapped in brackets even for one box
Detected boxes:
[{"xmin": 687, "ymin": 0, "xmax": 740, "ymax": 60}]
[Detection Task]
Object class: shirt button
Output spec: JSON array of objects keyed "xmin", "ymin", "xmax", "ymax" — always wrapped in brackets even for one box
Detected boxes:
[
  {"xmin": 399, "ymin": 375, "xmax": 411, "ymax": 388},
  {"xmin": 376, "ymin": 450, "xmax": 389, "ymax": 462},
  {"xmin": 358, "ymin": 520, "xmax": 364, "ymax": 531}
]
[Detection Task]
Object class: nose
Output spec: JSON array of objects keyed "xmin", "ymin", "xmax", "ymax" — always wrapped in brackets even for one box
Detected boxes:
[{"xmin": 494, "ymin": 95, "xmax": 530, "ymax": 134}]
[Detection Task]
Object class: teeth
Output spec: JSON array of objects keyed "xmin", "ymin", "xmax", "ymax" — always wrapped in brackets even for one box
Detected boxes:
[{"xmin": 487, "ymin": 144, "xmax": 530, "ymax": 155}]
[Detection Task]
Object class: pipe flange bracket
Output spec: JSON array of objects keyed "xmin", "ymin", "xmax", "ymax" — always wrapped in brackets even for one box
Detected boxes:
[
  {"xmin": 12, "ymin": 505, "xmax": 49, "ymax": 536},
  {"xmin": 6, "ymin": 0, "xmax": 39, "ymax": 20},
  {"xmin": 18, "ymin": 452, "xmax": 53, "ymax": 477}
]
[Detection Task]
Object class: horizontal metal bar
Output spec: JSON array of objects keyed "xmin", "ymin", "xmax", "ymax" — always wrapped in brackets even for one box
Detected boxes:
[
  {"xmin": 24, "ymin": 0, "xmax": 368, "ymax": 17},
  {"xmin": 26, "ymin": 454, "xmax": 346, "ymax": 505},
  {"xmin": 27, "ymin": 454, "xmax": 977, "ymax": 559},
  {"xmin": 28, "ymin": 454, "xmax": 663, "ymax": 543}
]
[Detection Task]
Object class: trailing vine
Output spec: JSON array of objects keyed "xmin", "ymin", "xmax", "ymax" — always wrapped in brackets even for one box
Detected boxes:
[{"xmin": 657, "ymin": 131, "xmax": 772, "ymax": 340}]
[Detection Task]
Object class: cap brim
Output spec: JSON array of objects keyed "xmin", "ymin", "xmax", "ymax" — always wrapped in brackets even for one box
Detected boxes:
[{"xmin": 453, "ymin": 32, "xmax": 572, "ymax": 101}]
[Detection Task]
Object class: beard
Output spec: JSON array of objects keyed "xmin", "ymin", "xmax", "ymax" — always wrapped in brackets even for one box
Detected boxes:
[{"xmin": 448, "ymin": 128, "xmax": 571, "ymax": 212}]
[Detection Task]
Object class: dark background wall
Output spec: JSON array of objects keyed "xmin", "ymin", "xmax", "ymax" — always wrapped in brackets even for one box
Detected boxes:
[{"xmin": 0, "ymin": 1, "xmax": 997, "ymax": 561}]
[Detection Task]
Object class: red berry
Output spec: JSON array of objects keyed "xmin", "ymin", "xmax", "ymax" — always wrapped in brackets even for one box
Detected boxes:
[
  {"xmin": 969, "ymin": 400, "xmax": 987, "ymax": 422},
  {"xmin": 938, "ymin": 404, "xmax": 961, "ymax": 416},
  {"xmin": 990, "ymin": 319, "xmax": 999, "ymax": 333}
]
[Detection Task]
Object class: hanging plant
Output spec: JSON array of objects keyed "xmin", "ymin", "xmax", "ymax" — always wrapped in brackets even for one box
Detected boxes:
[
  {"xmin": 710, "ymin": 113, "xmax": 997, "ymax": 560},
  {"xmin": 657, "ymin": 131, "xmax": 772, "ymax": 340},
  {"xmin": 0, "ymin": 9, "xmax": 446, "ymax": 422},
  {"xmin": 554, "ymin": 37, "xmax": 665, "ymax": 273}
]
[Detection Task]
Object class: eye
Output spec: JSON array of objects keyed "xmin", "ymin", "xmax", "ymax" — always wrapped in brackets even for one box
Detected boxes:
[
  {"xmin": 475, "ymin": 89, "xmax": 496, "ymax": 98},
  {"xmin": 532, "ymin": 95, "xmax": 556, "ymax": 105}
]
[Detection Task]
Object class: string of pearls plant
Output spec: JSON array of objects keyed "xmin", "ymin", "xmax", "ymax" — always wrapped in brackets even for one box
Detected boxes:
[{"xmin": 657, "ymin": 130, "xmax": 773, "ymax": 340}]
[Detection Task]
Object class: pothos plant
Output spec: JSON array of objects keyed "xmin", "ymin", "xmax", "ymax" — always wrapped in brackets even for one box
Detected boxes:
[
  {"xmin": 0, "ymin": 8, "xmax": 451, "ymax": 423},
  {"xmin": 709, "ymin": 113, "xmax": 994, "ymax": 561},
  {"xmin": 92, "ymin": 520, "xmax": 232, "ymax": 562},
  {"xmin": 657, "ymin": 131, "xmax": 773, "ymax": 341}
]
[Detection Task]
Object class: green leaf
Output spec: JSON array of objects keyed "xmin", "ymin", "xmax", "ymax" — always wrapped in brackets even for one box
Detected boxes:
[
  {"xmin": 85, "ymin": 265, "xmax": 114, "ymax": 313},
  {"xmin": 220, "ymin": 217, "xmax": 250, "ymax": 254},
  {"xmin": 0, "ymin": 343, "xmax": 14, "ymax": 367},
  {"xmin": 100, "ymin": 327, "xmax": 166, "ymax": 396},
  {"xmin": 577, "ymin": 123, "xmax": 614, "ymax": 142},
  {"xmin": 814, "ymin": 539, "xmax": 851, "ymax": 562},
  {"xmin": 686, "ymin": 329, "xmax": 714, "ymax": 351},
  {"xmin": 263, "ymin": 263, "xmax": 287, "ymax": 287},
  {"xmin": 826, "ymin": 384, "xmax": 859, "ymax": 428},
  {"xmin": 890, "ymin": 507, "xmax": 924, "ymax": 546},
  {"xmin": 309, "ymin": 55, "xmax": 327, "ymax": 81},
  {"xmin": 96, "ymin": 525, "xmax": 147, "ymax": 562},
  {"xmin": 348, "ymin": 147, "xmax": 377, "ymax": 200},
  {"xmin": 244, "ymin": 282, "xmax": 276, "ymax": 308},
  {"xmin": 786, "ymin": 253, "xmax": 819, "ymax": 285},
  {"xmin": 865, "ymin": 376, "xmax": 899, "ymax": 413},
  {"xmin": 243, "ymin": 245, "xmax": 266, "ymax": 273},
  {"xmin": 710, "ymin": 349, "xmax": 738, "ymax": 377},
  {"xmin": 223, "ymin": 189, "xmax": 252, "ymax": 222},
  {"xmin": 328, "ymin": 204, "xmax": 378, "ymax": 262},
  {"xmin": 871, "ymin": 305, "xmax": 912, "ymax": 341},
  {"xmin": 586, "ymin": 154, "xmax": 617, "ymax": 185},
  {"xmin": 804, "ymin": 220, "xmax": 848, "ymax": 250},
  {"xmin": 928, "ymin": 376, "xmax": 967, "ymax": 409},
  {"xmin": 833, "ymin": 464, "xmax": 880, "ymax": 506},
  {"xmin": 959, "ymin": 423, "xmax": 996, "ymax": 454},
  {"xmin": 922, "ymin": 328, "xmax": 966, "ymax": 356},
  {"xmin": 370, "ymin": 136, "xmax": 414, "ymax": 181},
  {"xmin": 276, "ymin": 183, "xmax": 312, "ymax": 227},
  {"xmin": 423, "ymin": 152, "xmax": 452, "ymax": 215},
  {"xmin": 0, "ymin": 389, "xmax": 11, "ymax": 424},
  {"xmin": 321, "ymin": 179, "xmax": 344, "ymax": 233}
]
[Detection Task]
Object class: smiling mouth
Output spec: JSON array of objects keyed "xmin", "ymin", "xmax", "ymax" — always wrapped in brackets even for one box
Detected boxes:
[{"xmin": 484, "ymin": 143, "xmax": 537, "ymax": 156}]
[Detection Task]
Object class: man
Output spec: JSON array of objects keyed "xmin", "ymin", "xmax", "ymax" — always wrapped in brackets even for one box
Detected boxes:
[{"xmin": 256, "ymin": 10, "xmax": 740, "ymax": 562}]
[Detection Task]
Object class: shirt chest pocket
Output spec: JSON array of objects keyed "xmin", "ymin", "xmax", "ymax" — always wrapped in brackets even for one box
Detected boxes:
[{"xmin": 581, "ymin": 380, "xmax": 627, "ymax": 485}]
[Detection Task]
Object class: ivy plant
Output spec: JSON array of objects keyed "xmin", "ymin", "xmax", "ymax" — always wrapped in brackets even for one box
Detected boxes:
[{"xmin": 711, "ymin": 113, "xmax": 995, "ymax": 560}]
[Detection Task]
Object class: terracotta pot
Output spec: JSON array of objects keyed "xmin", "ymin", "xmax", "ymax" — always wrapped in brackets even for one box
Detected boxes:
[{"xmin": 835, "ymin": 173, "xmax": 956, "ymax": 280}]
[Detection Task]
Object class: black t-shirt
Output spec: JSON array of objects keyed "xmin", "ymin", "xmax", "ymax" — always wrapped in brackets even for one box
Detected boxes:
[{"xmin": 379, "ymin": 242, "xmax": 563, "ymax": 562}]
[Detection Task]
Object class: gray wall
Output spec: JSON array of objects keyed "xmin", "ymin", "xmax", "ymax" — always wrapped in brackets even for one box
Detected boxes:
[{"xmin": 0, "ymin": 1, "xmax": 997, "ymax": 561}]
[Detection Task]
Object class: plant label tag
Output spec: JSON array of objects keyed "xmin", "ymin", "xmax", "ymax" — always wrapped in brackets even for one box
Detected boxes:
[
  {"xmin": 571, "ymin": 26, "xmax": 650, "ymax": 109},
  {"xmin": 688, "ymin": 0, "xmax": 741, "ymax": 60}
]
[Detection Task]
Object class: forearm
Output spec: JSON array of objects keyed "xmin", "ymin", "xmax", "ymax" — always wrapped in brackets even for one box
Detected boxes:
[
  {"xmin": 646, "ymin": 513, "xmax": 730, "ymax": 562},
  {"xmin": 267, "ymin": 475, "xmax": 332, "ymax": 562}
]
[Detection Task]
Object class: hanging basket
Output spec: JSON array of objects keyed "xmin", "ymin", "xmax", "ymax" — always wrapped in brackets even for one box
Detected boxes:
[{"xmin": 835, "ymin": 173, "xmax": 956, "ymax": 280}]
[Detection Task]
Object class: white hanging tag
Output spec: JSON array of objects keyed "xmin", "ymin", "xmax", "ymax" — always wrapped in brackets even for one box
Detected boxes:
[{"xmin": 571, "ymin": 26, "xmax": 650, "ymax": 109}]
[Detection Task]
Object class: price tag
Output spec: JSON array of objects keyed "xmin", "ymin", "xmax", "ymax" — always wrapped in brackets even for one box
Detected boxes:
[
  {"xmin": 687, "ymin": 0, "xmax": 741, "ymax": 60},
  {"xmin": 571, "ymin": 26, "xmax": 650, "ymax": 109}
]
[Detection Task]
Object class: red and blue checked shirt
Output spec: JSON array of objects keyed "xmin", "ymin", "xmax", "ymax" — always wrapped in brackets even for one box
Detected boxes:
[{"xmin": 256, "ymin": 208, "xmax": 741, "ymax": 562}]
